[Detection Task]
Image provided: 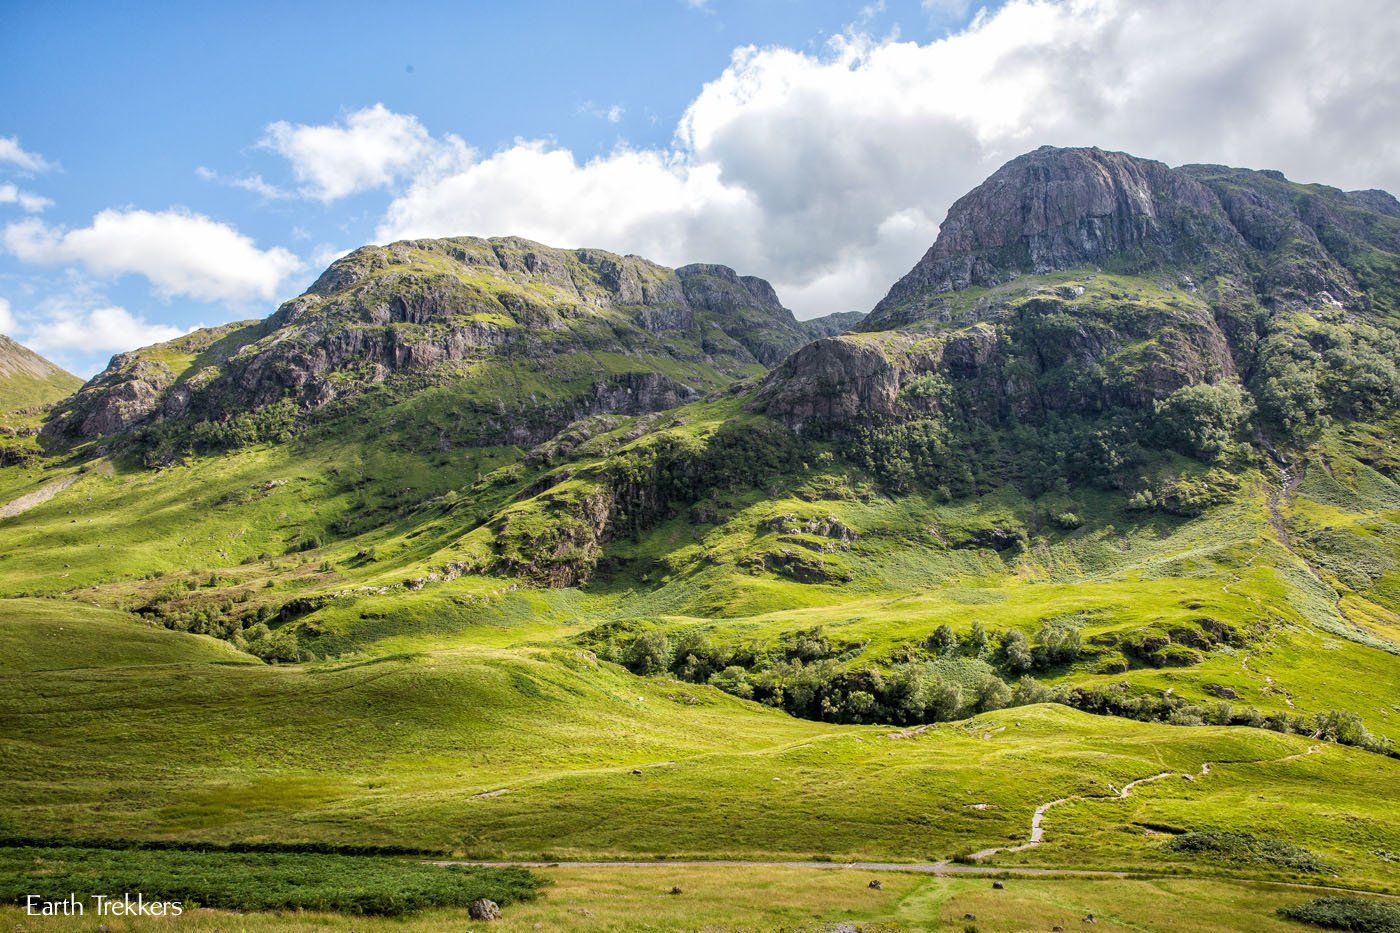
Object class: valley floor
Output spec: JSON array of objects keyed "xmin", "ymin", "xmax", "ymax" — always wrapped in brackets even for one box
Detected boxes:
[{"xmin": 3, "ymin": 868, "xmax": 1396, "ymax": 931}]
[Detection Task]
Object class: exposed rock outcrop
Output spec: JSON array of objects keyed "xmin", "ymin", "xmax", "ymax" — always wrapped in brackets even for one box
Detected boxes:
[{"xmin": 44, "ymin": 238, "xmax": 810, "ymax": 443}]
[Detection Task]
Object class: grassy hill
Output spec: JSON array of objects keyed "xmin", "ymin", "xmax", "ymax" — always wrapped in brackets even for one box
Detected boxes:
[
  {"xmin": 0, "ymin": 334, "xmax": 80, "ymax": 416},
  {"xmin": 2, "ymin": 147, "xmax": 1398, "ymax": 927}
]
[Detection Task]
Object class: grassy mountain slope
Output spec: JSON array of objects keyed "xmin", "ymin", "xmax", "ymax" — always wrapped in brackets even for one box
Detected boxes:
[
  {"xmin": 2, "ymin": 147, "xmax": 1398, "ymax": 923},
  {"xmin": 0, "ymin": 334, "xmax": 80, "ymax": 416},
  {"xmin": 2, "ymin": 604, "xmax": 1394, "ymax": 889}
]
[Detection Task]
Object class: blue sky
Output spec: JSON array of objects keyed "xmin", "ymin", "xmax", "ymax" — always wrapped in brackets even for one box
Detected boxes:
[{"xmin": 3, "ymin": 0, "xmax": 1398, "ymax": 375}]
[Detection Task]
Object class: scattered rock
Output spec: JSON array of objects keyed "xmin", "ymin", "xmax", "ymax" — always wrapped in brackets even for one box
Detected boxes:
[
  {"xmin": 992, "ymin": 881, "xmax": 1005, "ymax": 889},
  {"xmin": 1084, "ymin": 913, "xmax": 1096, "ymax": 924},
  {"xmin": 868, "ymin": 879, "xmax": 883, "ymax": 890},
  {"xmin": 964, "ymin": 913, "xmax": 976, "ymax": 921},
  {"xmin": 670, "ymin": 886, "xmax": 683, "ymax": 895},
  {"xmin": 469, "ymin": 898, "xmax": 501, "ymax": 921}
]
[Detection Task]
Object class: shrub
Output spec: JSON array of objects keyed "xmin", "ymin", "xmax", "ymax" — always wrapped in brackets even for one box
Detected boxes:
[
  {"xmin": 927, "ymin": 624, "xmax": 958, "ymax": 657},
  {"xmin": 1154, "ymin": 381, "xmax": 1254, "ymax": 462},
  {"xmin": 708, "ymin": 666, "xmax": 754, "ymax": 700},
  {"xmin": 243, "ymin": 623, "xmax": 302, "ymax": 663},
  {"xmin": 960, "ymin": 621, "xmax": 990, "ymax": 659},
  {"xmin": 1165, "ymin": 831, "xmax": 1330, "ymax": 872},
  {"xmin": 1278, "ymin": 896, "xmax": 1400, "ymax": 932},
  {"xmin": 1032, "ymin": 620, "xmax": 1082, "ymax": 667},
  {"xmin": 623, "ymin": 631, "xmax": 673, "ymax": 675},
  {"xmin": 997, "ymin": 629, "xmax": 1034, "ymax": 674}
]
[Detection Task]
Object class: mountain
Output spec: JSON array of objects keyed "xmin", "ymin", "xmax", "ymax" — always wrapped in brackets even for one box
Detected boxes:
[
  {"xmin": 799, "ymin": 309, "xmax": 866, "ymax": 339},
  {"xmin": 3, "ymin": 147, "xmax": 1399, "ymax": 915},
  {"xmin": 758, "ymin": 146, "xmax": 1400, "ymax": 441},
  {"xmin": 0, "ymin": 334, "xmax": 81, "ymax": 416},
  {"xmin": 44, "ymin": 237, "xmax": 816, "ymax": 446}
]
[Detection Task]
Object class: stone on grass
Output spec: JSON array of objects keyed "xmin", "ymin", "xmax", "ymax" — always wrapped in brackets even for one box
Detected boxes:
[{"xmin": 469, "ymin": 898, "xmax": 501, "ymax": 921}]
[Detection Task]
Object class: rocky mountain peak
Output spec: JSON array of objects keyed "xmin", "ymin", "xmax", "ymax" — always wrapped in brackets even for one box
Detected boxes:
[
  {"xmin": 867, "ymin": 147, "xmax": 1239, "ymax": 326},
  {"xmin": 41, "ymin": 237, "xmax": 824, "ymax": 443}
]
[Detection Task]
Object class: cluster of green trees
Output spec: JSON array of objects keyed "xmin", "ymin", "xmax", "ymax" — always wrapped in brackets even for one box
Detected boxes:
[
  {"xmin": 593, "ymin": 621, "xmax": 1084, "ymax": 725},
  {"xmin": 590, "ymin": 623, "xmax": 1394, "ymax": 757},
  {"xmin": 136, "ymin": 582, "xmax": 309, "ymax": 663},
  {"xmin": 132, "ymin": 399, "xmax": 299, "ymax": 466}
]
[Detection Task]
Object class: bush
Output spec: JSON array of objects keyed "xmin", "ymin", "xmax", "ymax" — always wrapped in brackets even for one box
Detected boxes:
[
  {"xmin": 709, "ymin": 666, "xmax": 754, "ymax": 700},
  {"xmin": 244, "ymin": 622, "xmax": 302, "ymax": 663},
  {"xmin": 1154, "ymin": 381, "xmax": 1254, "ymax": 462},
  {"xmin": 960, "ymin": 621, "xmax": 990, "ymax": 659},
  {"xmin": 623, "ymin": 631, "xmax": 673, "ymax": 675},
  {"xmin": 1165, "ymin": 831, "xmax": 1330, "ymax": 872},
  {"xmin": 1278, "ymin": 896, "xmax": 1400, "ymax": 932},
  {"xmin": 997, "ymin": 629, "xmax": 1034, "ymax": 674},
  {"xmin": 1032, "ymin": 620, "xmax": 1082, "ymax": 667},
  {"xmin": 927, "ymin": 624, "xmax": 958, "ymax": 657}
]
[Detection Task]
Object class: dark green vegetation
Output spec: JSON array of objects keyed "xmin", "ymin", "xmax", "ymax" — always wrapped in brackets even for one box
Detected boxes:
[
  {"xmin": 1280, "ymin": 896, "xmax": 1400, "ymax": 932},
  {"xmin": 2, "ymin": 146, "xmax": 1398, "ymax": 925},
  {"xmin": 0, "ymin": 845, "xmax": 539, "ymax": 916},
  {"xmin": 1164, "ymin": 831, "xmax": 1330, "ymax": 873}
]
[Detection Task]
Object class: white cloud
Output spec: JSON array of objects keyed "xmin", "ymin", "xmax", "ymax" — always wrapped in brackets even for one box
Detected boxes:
[
  {"xmin": 3, "ymin": 209, "xmax": 302, "ymax": 302},
  {"xmin": 0, "ymin": 136, "xmax": 52, "ymax": 173},
  {"xmin": 0, "ymin": 297, "xmax": 14, "ymax": 334},
  {"xmin": 366, "ymin": 0, "xmax": 1400, "ymax": 316},
  {"xmin": 377, "ymin": 141, "xmax": 760, "ymax": 268},
  {"xmin": 0, "ymin": 183, "xmax": 51, "ymax": 213},
  {"xmin": 579, "ymin": 102, "xmax": 626, "ymax": 124},
  {"xmin": 196, "ymin": 165, "xmax": 291, "ymax": 200},
  {"xmin": 24, "ymin": 303, "xmax": 188, "ymax": 355},
  {"xmin": 310, "ymin": 243, "xmax": 353, "ymax": 270},
  {"xmin": 260, "ymin": 103, "xmax": 468, "ymax": 202}
]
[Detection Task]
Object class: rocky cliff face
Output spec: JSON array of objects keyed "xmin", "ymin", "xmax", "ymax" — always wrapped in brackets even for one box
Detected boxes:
[
  {"xmin": 44, "ymin": 238, "xmax": 811, "ymax": 444},
  {"xmin": 800, "ymin": 310, "xmax": 867, "ymax": 340},
  {"xmin": 867, "ymin": 146, "xmax": 1396, "ymax": 330},
  {"xmin": 761, "ymin": 147, "xmax": 1399, "ymax": 434}
]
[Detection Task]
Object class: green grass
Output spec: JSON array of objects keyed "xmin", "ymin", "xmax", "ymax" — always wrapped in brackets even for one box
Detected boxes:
[
  {"xmin": 2, "ymin": 325, "xmax": 1398, "ymax": 924},
  {"xmin": 0, "ymin": 865, "xmax": 1387, "ymax": 931},
  {"xmin": 0, "ymin": 598, "xmax": 254, "ymax": 671},
  {"xmin": 2, "ymin": 609, "xmax": 1395, "ymax": 888},
  {"xmin": 0, "ymin": 845, "xmax": 540, "ymax": 916}
]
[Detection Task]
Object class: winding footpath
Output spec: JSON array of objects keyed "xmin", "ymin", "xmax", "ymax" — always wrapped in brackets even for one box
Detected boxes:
[{"xmin": 429, "ymin": 744, "xmax": 1374, "ymax": 896}]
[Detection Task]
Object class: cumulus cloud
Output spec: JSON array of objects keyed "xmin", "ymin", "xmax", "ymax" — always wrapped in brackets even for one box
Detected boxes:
[
  {"xmin": 0, "ymin": 136, "xmax": 52, "ymax": 173},
  {"xmin": 0, "ymin": 183, "xmax": 51, "ymax": 213},
  {"xmin": 378, "ymin": 142, "xmax": 760, "ymax": 267},
  {"xmin": 3, "ymin": 209, "xmax": 302, "ymax": 302},
  {"xmin": 23, "ymin": 303, "xmax": 188, "ymax": 356},
  {"xmin": 0, "ymin": 297, "xmax": 14, "ymax": 334},
  {"xmin": 261, "ymin": 103, "xmax": 468, "ymax": 202},
  {"xmin": 351, "ymin": 1, "xmax": 1400, "ymax": 314}
]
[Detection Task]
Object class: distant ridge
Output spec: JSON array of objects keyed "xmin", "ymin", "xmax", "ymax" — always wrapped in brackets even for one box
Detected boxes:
[{"xmin": 0, "ymin": 334, "xmax": 81, "ymax": 415}]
